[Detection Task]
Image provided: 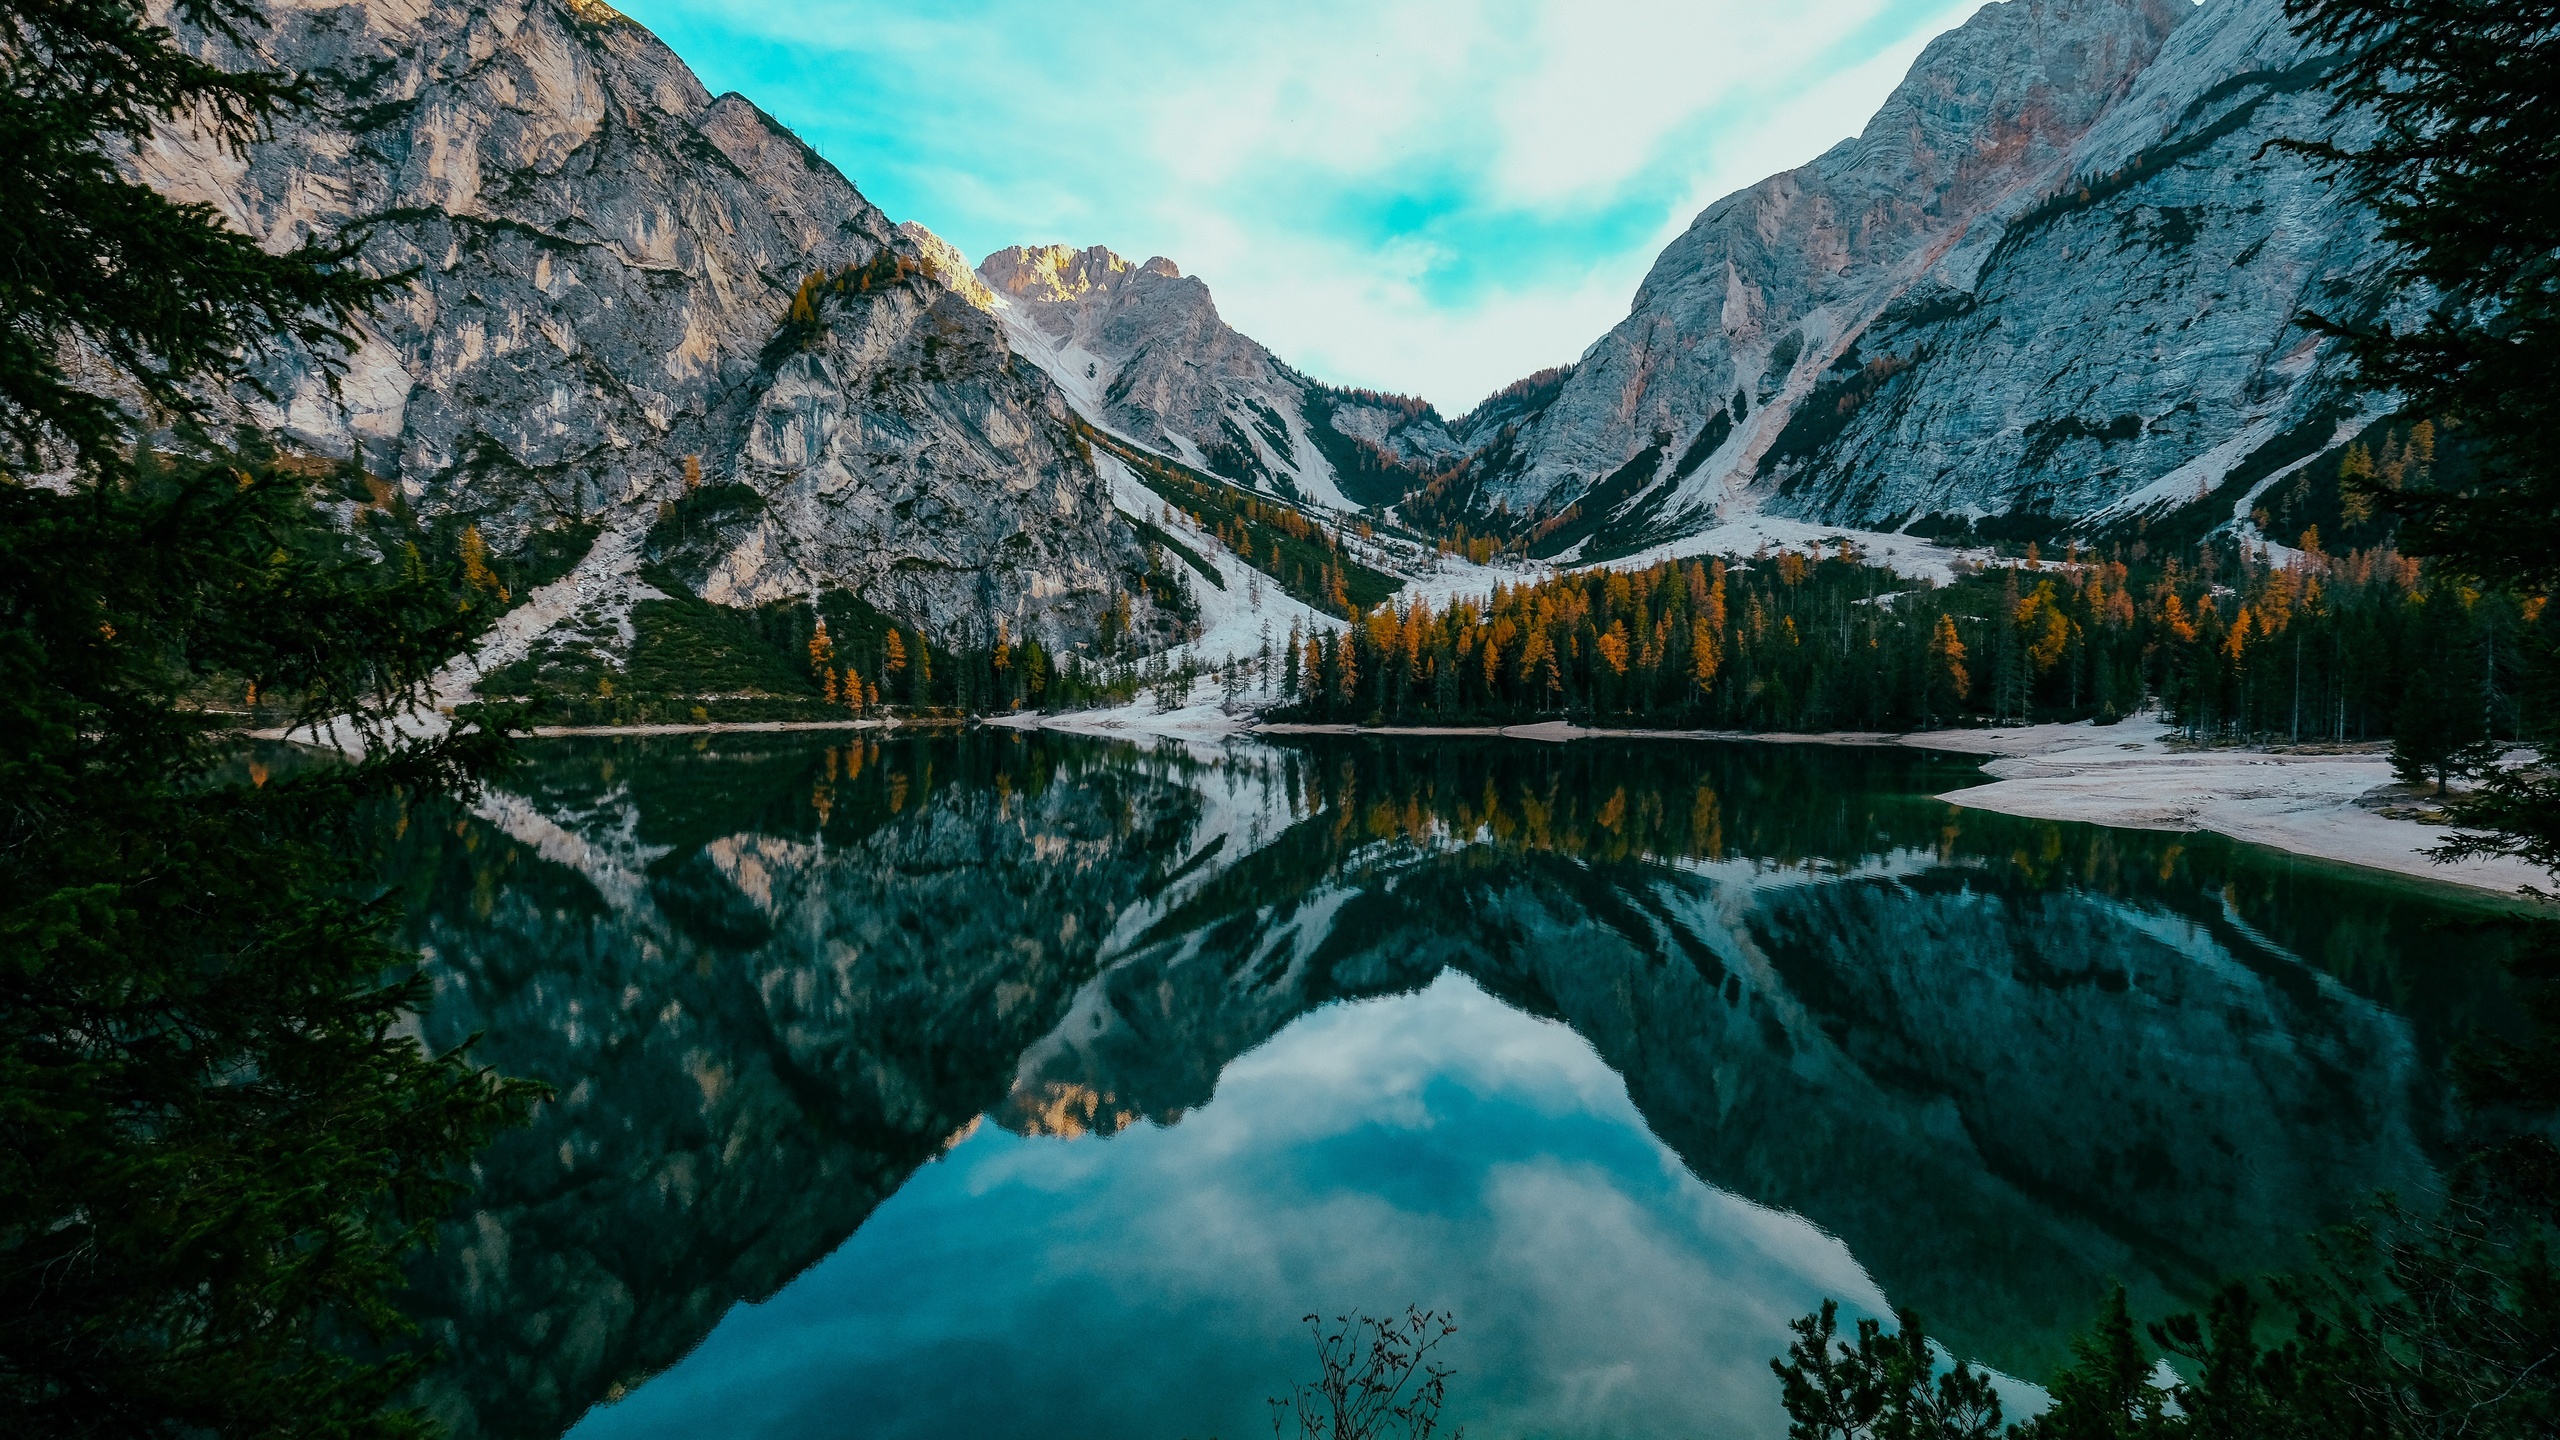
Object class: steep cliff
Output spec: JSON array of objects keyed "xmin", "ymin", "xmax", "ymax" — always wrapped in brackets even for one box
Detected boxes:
[
  {"xmin": 935, "ymin": 0, "xmax": 2385, "ymax": 568},
  {"xmin": 150, "ymin": 0, "xmax": 1137, "ymax": 644},
  {"xmin": 1459, "ymin": 0, "xmax": 2391, "ymax": 556}
]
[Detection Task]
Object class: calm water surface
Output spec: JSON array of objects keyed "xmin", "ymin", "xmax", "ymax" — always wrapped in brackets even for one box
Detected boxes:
[{"xmin": 392, "ymin": 731, "xmax": 2522, "ymax": 1440}]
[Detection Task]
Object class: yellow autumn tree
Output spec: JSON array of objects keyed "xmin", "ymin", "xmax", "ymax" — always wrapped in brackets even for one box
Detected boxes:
[
  {"xmin": 1596, "ymin": 621, "xmax": 1631, "ymax": 676},
  {"xmin": 1927, "ymin": 612, "xmax": 1968, "ymax": 720},
  {"xmin": 458, "ymin": 525, "xmax": 508, "ymax": 602},
  {"xmin": 808, "ymin": 618, "xmax": 835, "ymax": 686}
]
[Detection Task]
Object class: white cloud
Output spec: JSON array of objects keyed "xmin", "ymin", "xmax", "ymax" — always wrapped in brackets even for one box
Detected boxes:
[
  {"xmin": 575, "ymin": 974, "xmax": 1907, "ymax": 1439},
  {"xmin": 617, "ymin": 0, "xmax": 2000, "ymax": 410}
]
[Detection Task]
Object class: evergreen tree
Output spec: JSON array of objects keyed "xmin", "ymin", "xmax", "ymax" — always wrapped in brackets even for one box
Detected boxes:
[
  {"xmin": 1, "ymin": 3, "xmax": 539, "ymax": 1433},
  {"xmin": 2392, "ymin": 587, "xmax": 2496, "ymax": 794},
  {"xmin": 1, "ymin": 451, "xmax": 543, "ymax": 1435},
  {"xmin": 2283, "ymin": 1, "xmax": 2560, "ymax": 585},
  {"xmin": 1925, "ymin": 613, "xmax": 1969, "ymax": 725},
  {"xmin": 2287, "ymin": 1, "xmax": 2560, "ymax": 872},
  {"xmin": 0, "ymin": 1, "xmax": 389, "ymax": 473}
]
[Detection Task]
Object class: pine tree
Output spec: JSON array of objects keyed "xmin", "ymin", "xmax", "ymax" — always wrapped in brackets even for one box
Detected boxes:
[
  {"xmin": 0, "ymin": 1, "xmax": 390, "ymax": 472},
  {"xmin": 808, "ymin": 616, "xmax": 835, "ymax": 686},
  {"xmin": 2284, "ymin": 1, "xmax": 2560, "ymax": 585},
  {"xmin": 1690, "ymin": 617, "xmax": 1721, "ymax": 700},
  {"xmin": 2, "ymin": 5, "xmax": 539, "ymax": 1431},
  {"xmin": 1926, "ymin": 613, "xmax": 1969, "ymax": 724},
  {"xmin": 2393, "ymin": 587, "xmax": 2496, "ymax": 795},
  {"xmin": 2293, "ymin": 0, "xmax": 2560, "ymax": 881}
]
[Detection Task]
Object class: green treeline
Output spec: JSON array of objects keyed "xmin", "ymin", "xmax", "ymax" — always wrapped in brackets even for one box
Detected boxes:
[{"xmin": 1267, "ymin": 537, "xmax": 2533, "ymax": 760}]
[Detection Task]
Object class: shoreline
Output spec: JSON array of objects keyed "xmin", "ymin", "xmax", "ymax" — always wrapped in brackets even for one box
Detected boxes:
[
  {"xmin": 1253, "ymin": 720, "xmax": 1913, "ymax": 747},
  {"xmin": 249, "ymin": 716, "xmax": 934, "ymax": 742},
  {"xmin": 524, "ymin": 717, "xmax": 910, "ymax": 738},
  {"xmin": 260, "ymin": 705, "xmax": 2542, "ymax": 899},
  {"xmin": 1030, "ymin": 708, "xmax": 2547, "ymax": 898}
]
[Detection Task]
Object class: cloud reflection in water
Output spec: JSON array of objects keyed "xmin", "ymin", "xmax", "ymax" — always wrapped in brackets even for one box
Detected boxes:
[{"xmin": 571, "ymin": 973, "xmax": 1895, "ymax": 1440}]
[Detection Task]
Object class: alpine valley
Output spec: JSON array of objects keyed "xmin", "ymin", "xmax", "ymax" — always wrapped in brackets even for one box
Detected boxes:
[{"xmin": 154, "ymin": 0, "xmax": 2400, "ymax": 695}]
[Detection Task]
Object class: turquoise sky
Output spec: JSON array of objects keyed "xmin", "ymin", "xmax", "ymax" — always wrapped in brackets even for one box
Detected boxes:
[{"xmin": 614, "ymin": 0, "xmax": 1989, "ymax": 413}]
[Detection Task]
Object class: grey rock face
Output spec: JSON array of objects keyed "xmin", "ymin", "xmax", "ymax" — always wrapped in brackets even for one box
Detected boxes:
[
  {"xmin": 973, "ymin": 242, "xmax": 1464, "ymax": 508},
  {"xmin": 1455, "ymin": 0, "xmax": 2382, "ymax": 551},
  {"xmin": 147, "ymin": 0, "xmax": 1134, "ymax": 642},
  {"xmin": 710, "ymin": 272, "xmax": 1130, "ymax": 639},
  {"xmin": 1762, "ymin": 0, "xmax": 2388, "ymax": 532}
]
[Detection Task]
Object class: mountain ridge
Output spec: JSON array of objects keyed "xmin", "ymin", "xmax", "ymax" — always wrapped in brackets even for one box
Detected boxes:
[
  {"xmin": 124, "ymin": 0, "xmax": 2411, "ymax": 694},
  {"xmin": 960, "ymin": 0, "xmax": 2395, "ymax": 569}
]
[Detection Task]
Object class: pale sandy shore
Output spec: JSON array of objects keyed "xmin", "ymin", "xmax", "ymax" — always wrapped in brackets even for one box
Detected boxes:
[{"xmin": 1892, "ymin": 717, "xmax": 2545, "ymax": 897}]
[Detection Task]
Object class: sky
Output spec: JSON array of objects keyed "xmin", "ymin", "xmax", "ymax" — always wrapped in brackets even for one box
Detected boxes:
[{"xmin": 613, "ymin": 0, "xmax": 1991, "ymax": 415}]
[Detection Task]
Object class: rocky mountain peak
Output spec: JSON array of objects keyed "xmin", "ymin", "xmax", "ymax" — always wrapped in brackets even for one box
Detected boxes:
[
  {"xmin": 968, "ymin": 240, "xmax": 1471, "ymax": 510},
  {"xmin": 1499, "ymin": 0, "xmax": 2195, "ymax": 516},
  {"xmin": 896, "ymin": 221, "xmax": 998, "ymax": 310},
  {"xmin": 979, "ymin": 244, "xmax": 1186, "ymax": 307}
]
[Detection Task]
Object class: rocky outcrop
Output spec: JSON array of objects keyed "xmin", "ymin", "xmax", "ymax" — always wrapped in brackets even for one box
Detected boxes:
[
  {"xmin": 896, "ymin": 221, "xmax": 996, "ymax": 310},
  {"xmin": 1459, "ymin": 0, "xmax": 2389, "ymax": 554},
  {"xmin": 972, "ymin": 242, "xmax": 1466, "ymax": 509},
  {"xmin": 149, "ymin": 0, "xmax": 1137, "ymax": 642},
  {"xmin": 703, "ymin": 263, "xmax": 1129, "ymax": 637}
]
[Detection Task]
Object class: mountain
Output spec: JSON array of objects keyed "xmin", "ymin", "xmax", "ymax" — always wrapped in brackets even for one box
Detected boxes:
[
  {"xmin": 1444, "ymin": 0, "xmax": 2392, "ymax": 557},
  {"xmin": 966, "ymin": 242, "xmax": 1469, "ymax": 509},
  {"xmin": 148, "ymin": 0, "xmax": 1143, "ymax": 647},
  {"xmin": 949, "ymin": 0, "xmax": 2390, "ymax": 569},
  {"xmin": 136, "ymin": 0, "xmax": 2401, "ymax": 685}
]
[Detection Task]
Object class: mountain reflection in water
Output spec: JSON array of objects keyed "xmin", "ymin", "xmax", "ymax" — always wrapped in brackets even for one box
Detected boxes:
[{"xmin": 393, "ymin": 731, "xmax": 2521, "ymax": 1440}]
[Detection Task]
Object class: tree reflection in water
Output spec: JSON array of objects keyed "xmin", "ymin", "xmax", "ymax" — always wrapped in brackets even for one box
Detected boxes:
[{"xmin": 389, "ymin": 731, "xmax": 2523, "ymax": 1439}]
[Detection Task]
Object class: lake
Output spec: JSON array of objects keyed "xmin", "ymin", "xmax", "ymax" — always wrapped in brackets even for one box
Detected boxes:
[{"xmin": 391, "ymin": 729, "xmax": 2521, "ymax": 1439}]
